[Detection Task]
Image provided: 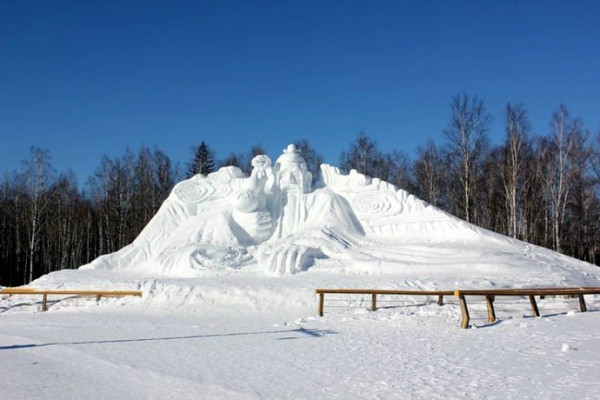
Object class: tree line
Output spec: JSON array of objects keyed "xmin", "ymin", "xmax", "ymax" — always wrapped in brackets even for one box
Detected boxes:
[
  {"xmin": 342, "ymin": 95, "xmax": 600, "ymax": 265},
  {"xmin": 1, "ymin": 95, "xmax": 599, "ymax": 285}
]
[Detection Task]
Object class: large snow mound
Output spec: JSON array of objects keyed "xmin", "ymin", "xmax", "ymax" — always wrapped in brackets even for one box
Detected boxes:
[{"xmin": 71, "ymin": 143, "xmax": 600, "ymax": 292}]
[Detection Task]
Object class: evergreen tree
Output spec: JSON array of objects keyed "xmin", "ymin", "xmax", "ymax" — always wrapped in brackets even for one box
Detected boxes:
[{"xmin": 187, "ymin": 141, "xmax": 215, "ymax": 177}]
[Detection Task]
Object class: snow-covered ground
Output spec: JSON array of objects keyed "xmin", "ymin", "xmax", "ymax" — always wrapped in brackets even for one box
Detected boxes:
[
  {"xmin": 2, "ymin": 250, "xmax": 600, "ymax": 400},
  {"xmin": 3, "ymin": 150, "xmax": 600, "ymax": 398},
  {"xmin": 1, "ymin": 280, "xmax": 600, "ymax": 399}
]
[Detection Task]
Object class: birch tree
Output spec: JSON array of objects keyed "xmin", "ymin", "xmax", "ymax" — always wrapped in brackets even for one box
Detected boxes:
[
  {"xmin": 339, "ymin": 132, "xmax": 382, "ymax": 177},
  {"xmin": 502, "ymin": 103, "xmax": 531, "ymax": 238},
  {"xmin": 21, "ymin": 147, "xmax": 54, "ymax": 282},
  {"xmin": 564, "ymin": 129, "xmax": 594, "ymax": 261},
  {"xmin": 134, "ymin": 146, "xmax": 155, "ymax": 233},
  {"xmin": 414, "ymin": 140, "xmax": 443, "ymax": 206},
  {"xmin": 152, "ymin": 148, "xmax": 176, "ymax": 212},
  {"xmin": 443, "ymin": 93, "xmax": 492, "ymax": 223},
  {"xmin": 538, "ymin": 105, "xmax": 577, "ymax": 252}
]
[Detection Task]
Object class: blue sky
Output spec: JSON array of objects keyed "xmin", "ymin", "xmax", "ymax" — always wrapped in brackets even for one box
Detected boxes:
[{"xmin": 1, "ymin": 0, "xmax": 599, "ymax": 184}]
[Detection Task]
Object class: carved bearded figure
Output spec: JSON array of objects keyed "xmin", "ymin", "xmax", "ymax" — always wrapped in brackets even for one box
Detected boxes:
[
  {"xmin": 255, "ymin": 144, "xmax": 363, "ymax": 274},
  {"xmin": 226, "ymin": 144, "xmax": 364, "ymax": 274}
]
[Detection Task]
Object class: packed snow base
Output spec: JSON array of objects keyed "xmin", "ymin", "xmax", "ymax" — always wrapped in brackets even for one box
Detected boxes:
[{"xmin": 2, "ymin": 144, "xmax": 600, "ymax": 398}]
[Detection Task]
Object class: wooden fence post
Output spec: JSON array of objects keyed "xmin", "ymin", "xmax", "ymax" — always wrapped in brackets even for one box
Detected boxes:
[
  {"xmin": 371, "ymin": 294, "xmax": 377, "ymax": 311},
  {"xmin": 457, "ymin": 292, "xmax": 470, "ymax": 329},
  {"xmin": 485, "ymin": 295, "xmax": 496, "ymax": 323},
  {"xmin": 437, "ymin": 295, "xmax": 444, "ymax": 306},
  {"xmin": 578, "ymin": 295, "xmax": 587, "ymax": 312},
  {"xmin": 529, "ymin": 295, "xmax": 540, "ymax": 317},
  {"xmin": 318, "ymin": 293, "xmax": 324, "ymax": 317},
  {"xmin": 42, "ymin": 294, "xmax": 48, "ymax": 312}
]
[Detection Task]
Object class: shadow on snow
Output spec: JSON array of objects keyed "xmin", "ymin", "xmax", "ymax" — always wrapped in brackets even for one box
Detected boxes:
[{"xmin": 0, "ymin": 327, "xmax": 339, "ymax": 350}]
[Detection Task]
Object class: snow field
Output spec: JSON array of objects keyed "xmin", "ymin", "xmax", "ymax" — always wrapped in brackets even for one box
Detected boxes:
[
  {"xmin": 1, "ymin": 297, "xmax": 599, "ymax": 399},
  {"xmin": 3, "ymin": 257, "xmax": 600, "ymax": 399}
]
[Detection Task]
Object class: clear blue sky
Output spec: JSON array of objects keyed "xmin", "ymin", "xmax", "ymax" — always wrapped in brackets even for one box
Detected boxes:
[{"xmin": 1, "ymin": 0, "xmax": 599, "ymax": 184}]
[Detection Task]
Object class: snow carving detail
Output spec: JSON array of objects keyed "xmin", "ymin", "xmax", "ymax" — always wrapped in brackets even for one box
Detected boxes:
[
  {"xmin": 320, "ymin": 164, "xmax": 372, "ymax": 192},
  {"xmin": 352, "ymin": 190, "xmax": 402, "ymax": 218},
  {"xmin": 174, "ymin": 167, "xmax": 244, "ymax": 206},
  {"xmin": 207, "ymin": 167, "xmax": 239, "ymax": 196},
  {"xmin": 174, "ymin": 178, "xmax": 215, "ymax": 204},
  {"xmin": 87, "ymin": 143, "xmax": 463, "ymax": 276}
]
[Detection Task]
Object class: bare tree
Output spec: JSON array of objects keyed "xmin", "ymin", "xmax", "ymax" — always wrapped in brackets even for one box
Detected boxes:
[
  {"xmin": 152, "ymin": 148, "xmax": 176, "ymax": 211},
  {"xmin": 414, "ymin": 140, "xmax": 443, "ymax": 206},
  {"xmin": 134, "ymin": 146, "xmax": 155, "ymax": 233},
  {"xmin": 443, "ymin": 93, "xmax": 492, "ymax": 223},
  {"xmin": 564, "ymin": 129, "xmax": 594, "ymax": 260},
  {"xmin": 385, "ymin": 150, "xmax": 413, "ymax": 191},
  {"xmin": 218, "ymin": 153, "xmax": 244, "ymax": 170},
  {"xmin": 21, "ymin": 147, "xmax": 54, "ymax": 282},
  {"xmin": 293, "ymin": 138, "xmax": 324, "ymax": 177},
  {"xmin": 538, "ymin": 105, "xmax": 578, "ymax": 252},
  {"xmin": 88, "ymin": 150, "xmax": 136, "ymax": 254},
  {"xmin": 38, "ymin": 170, "xmax": 97, "ymax": 276},
  {"xmin": 340, "ymin": 132, "xmax": 382, "ymax": 177},
  {"xmin": 591, "ymin": 130, "xmax": 600, "ymax": 182},
  {"xmin": 502, "ymin": 103, "xmax": 531, "ymax": 238},
  {"xmin": 0, "ymin": 172, "xmax": 23, "ymax": 285}
]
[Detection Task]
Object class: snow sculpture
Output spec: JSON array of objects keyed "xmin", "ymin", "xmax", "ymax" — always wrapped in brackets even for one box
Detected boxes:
[
  {"xmin": 272, "ymin": 144, "xmax": 313, "ymax": 238},
  {"xmin": 257, "ymin": 144, "xmax": 363, "ymax": 274},
  {"xmin": 84, "ymin": 143, "xmax": 483, "ymax": 276}
]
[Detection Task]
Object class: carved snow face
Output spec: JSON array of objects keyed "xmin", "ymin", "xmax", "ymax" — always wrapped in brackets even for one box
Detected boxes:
[
  {"xmin": 274, "ymin": 144, "xmax": 312, "ymax": 193},
  {"xmin": 279, "ymin": 166, "xmax": 305, "ymax": 193}
]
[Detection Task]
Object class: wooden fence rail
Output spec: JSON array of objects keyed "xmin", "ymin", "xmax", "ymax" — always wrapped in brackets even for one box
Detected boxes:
[
  {"xmin": 0, "ymin": 288, "xmax": 143, "ymax": 312},
  {"xmin": 314, "ymin": 287, "xmax": 600, "ymax": 329},
  {"xmin": 453, "ymin": 287, "xmax": 600, "ymax": 329},
  {"xmin": 313, "ymin": 288, "xmax": 455, "ymax": 317}
]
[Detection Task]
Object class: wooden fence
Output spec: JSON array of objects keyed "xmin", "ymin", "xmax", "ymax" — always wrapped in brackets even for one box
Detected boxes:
[
  {"xmin": 314, "ymin": 288, "xmax": 455, "ymax": 317},
  {"xmin": 314, "ymin": 287, "xmax": 600, "ymax": 329},
  {"xmin": 454, "ymin": 287, "xmax": 600, "ymax": 329},
  {"xmin": 0, "ymin": 287, "xmax": 143, "ymax": 312}
]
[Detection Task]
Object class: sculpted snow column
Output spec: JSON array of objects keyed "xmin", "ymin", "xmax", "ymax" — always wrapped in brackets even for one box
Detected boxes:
[
  {"xmin": 253, "ymin": 143, "xmax": 367, "ymax": 275},
  {"xmin": 272, "ymin": 144, "xmax": 312, "ymax": 239},
  {"xmin": 230, "ymin": 155, "xmax": 276, "ymax": 245}
]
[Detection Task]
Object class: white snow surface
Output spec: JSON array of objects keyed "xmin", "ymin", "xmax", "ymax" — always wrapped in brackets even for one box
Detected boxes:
[{"xmin": 2, "ymin": 146, "xmax": 600, "ymax": 398}]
